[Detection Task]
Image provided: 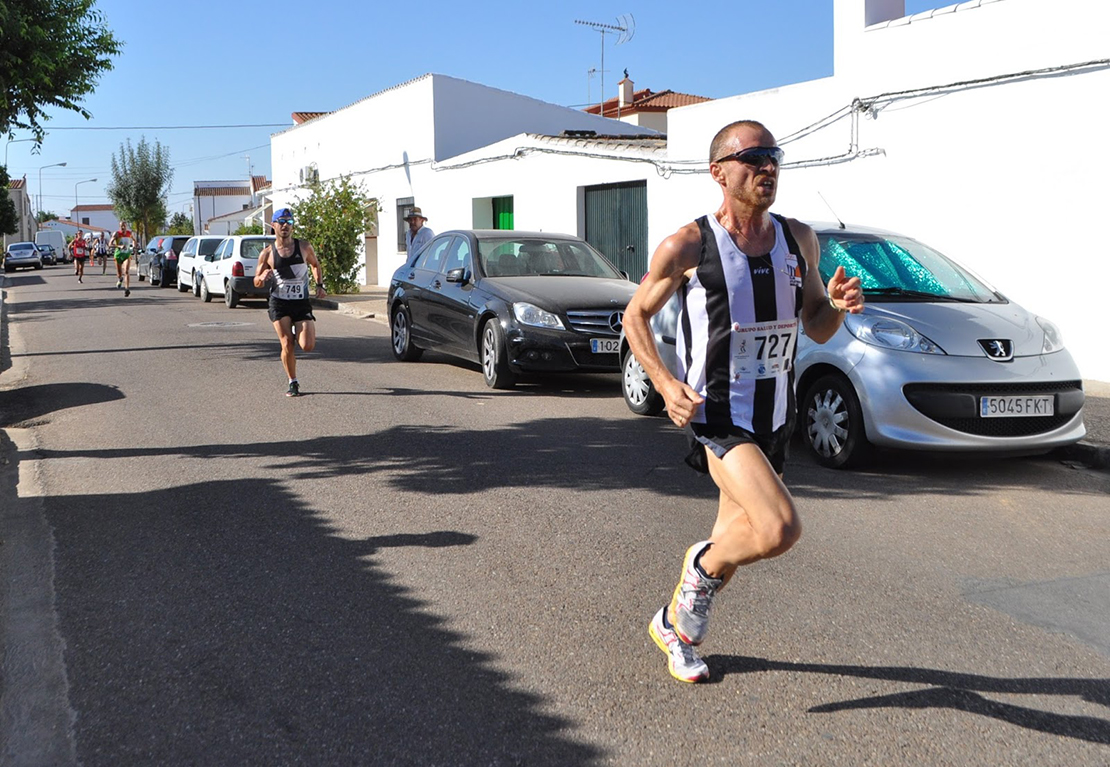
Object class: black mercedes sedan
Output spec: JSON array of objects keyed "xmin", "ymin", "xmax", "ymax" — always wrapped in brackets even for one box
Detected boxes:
[{"xmin": 388, "ymin": 230, "xmax": 636, "ymax": 389}]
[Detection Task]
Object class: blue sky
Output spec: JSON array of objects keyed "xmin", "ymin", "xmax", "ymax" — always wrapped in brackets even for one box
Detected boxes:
[{"xmin": 7, "ymin": 0, "xmax": 944, "ymax": 222}]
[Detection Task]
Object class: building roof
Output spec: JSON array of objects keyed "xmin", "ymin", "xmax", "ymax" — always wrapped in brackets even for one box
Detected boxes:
[
  {"xmin": 8, "ymin": 177, "xmax": 26, "ymax": 190},
  {"xmin": 72, "ymin": 203, "xmax": 115, "ymax": 212},
  {"xmin": 583, "ymin": 86, "xmax": 711, "ymax": 118},
  {"xmin": 291, "ymin": 112, "xmax": 330, "ymax": 124},
  {"xmin": 194, "ymin": 186, "xmax": 252, "ymax": 197},
  {"xmin": 251, "ymin": 175, "xmax": 271, "ymax": 194},
  {"xmin": 206, "ymin": 207, "xmax": 253, "ymax": 222}
]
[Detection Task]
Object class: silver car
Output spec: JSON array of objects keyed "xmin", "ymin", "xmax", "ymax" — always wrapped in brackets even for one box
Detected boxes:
[
  {"xmin": 620, "ymin": 222, "xmax": 1086, "ymax": 469},
  {"xmin": 4, "ymin": 241, "xmax": 44, "ymax": 273}
]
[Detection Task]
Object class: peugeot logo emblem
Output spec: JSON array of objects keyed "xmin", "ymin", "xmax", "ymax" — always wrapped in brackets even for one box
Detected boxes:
[
  {"xmin": 608, "ymin": 311, "xmax": 624, "ymax": 333},
  {"xmin": 977, "ymin": 339, "xmax": 1013, "ymax": 361}
]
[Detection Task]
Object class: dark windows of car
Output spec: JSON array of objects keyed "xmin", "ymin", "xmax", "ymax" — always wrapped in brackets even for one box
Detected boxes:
[
  {"xmin": 818, "ymin": 234, "xmax": 1001, "ymax": 303},
  {"xmin": 443, "ymin": 237, "xmax": 472, "ymax": 275},
  {"xmin": 198, "ymin": 238, "xmax": 222, "ymax": 259},
  {"xmin": 240, "ymin": 237, "xmax": 274, "ymax": 260},
  {"xmin": 416, "ymin": 237, "xmax": 453, "ymax": 272},
  {"xmin": 478, "ymin": 237, "xmax": 623, "ymax": 279}
]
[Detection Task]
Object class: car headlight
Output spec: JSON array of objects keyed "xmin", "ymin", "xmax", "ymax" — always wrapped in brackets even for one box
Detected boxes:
[
  {"xmin": 512, "ymin": 302, "xmax": 565, "ymax": 330},
  {"xmin": 1036, "ymin": 316, "xmax": 1065, "ymax": 354},
  {"xmin": 844, "ymin": 314, "xmax": 946, "ymax": 354}
]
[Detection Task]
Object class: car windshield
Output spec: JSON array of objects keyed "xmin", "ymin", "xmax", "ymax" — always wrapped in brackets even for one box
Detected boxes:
[
  {"xmin": 198, "ymin": 239, "xmax": 222, "ymax": 256},
  {"xmin": 817, "ymin": 233, "xmax": 1002, "ymax": 303},
  {"xmin": 240, "ymin": 237, "xmax": 274, "ymax": 260},
  {"xmin": 478, "ymin": 237, "xmax": 622, "ymax": 278}
]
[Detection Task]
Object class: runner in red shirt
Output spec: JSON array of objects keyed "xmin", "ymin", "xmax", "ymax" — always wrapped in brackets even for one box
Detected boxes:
[{"xmin": 71, "ymin": 231, "xmax": 89, "ymax": 283}]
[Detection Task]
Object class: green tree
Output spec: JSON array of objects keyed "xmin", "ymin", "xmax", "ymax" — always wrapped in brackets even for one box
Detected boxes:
[
  {"xmin": 233, "ymin": 222, "xmax": 263, "ymax": 235},
  {"xmin": 35, "ymin": 210, "xmax": 60, "ymax": 223},
  {"xmin": 291, "ymin": 176, "xmax": 376, "ymax": 294},
  {"xmin": 0, "ymin": 166, "xmax": 17, "ymax": 236},
  {"xmin": 0, "ymin": 0, "xmax": 122, "ymax": 146},
  {"xmin": 167, "ymin": 212, "xmax": 193, "ymax": 235},
  {"xmin": 105, "ymin": 137, "xmax": 172, "ymax": 244}
]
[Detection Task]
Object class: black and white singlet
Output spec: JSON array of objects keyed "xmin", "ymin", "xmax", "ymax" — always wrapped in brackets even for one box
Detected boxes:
[
  {"xmin": 677, "ymin": 213, "xmax": 807, "ymax": 436},
  {"xmin": 270, "ymin": 239, "xmax": 310, "ymax": 302}
]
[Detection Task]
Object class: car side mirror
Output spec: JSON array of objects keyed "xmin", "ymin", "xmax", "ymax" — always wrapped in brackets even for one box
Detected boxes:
[
  {"xmin": 620, "ymin": 270, "xmax": 630, "ymax": 281},
  {"xmin": 445, "ymin": 267, "xmax": 467, "ymax": 284}
]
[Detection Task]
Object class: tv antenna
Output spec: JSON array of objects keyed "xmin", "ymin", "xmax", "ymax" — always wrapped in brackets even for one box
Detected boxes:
[{"xmin": 575, "ymin": 14, "xmax": 635, "ymax": 115}]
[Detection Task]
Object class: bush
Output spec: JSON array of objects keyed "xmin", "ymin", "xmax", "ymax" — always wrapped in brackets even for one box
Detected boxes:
[{"xmin": 291, "ymin": 176, "xmax": 376, "ymax": 295}]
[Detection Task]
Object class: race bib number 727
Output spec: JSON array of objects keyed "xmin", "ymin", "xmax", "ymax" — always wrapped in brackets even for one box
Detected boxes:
[{"xmin": 730, "ymin": 319, "xmax": 798, "ymax": 381}]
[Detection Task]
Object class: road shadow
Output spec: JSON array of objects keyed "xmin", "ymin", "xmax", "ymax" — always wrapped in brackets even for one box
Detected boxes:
[
  {"xmin": 42, "ymin": 478, "xmax": 603, "ymax": 765},
  {"xmin": 0, "ymin": 382, "xmax": 125, "ymax": 428},
  {"xmin": 26, "ymin": 415, "xmax": 1106, "ymax": 500},
  {"xmin": 708, "ymin": 655, "xmax": 1109, "ymax": 744}
]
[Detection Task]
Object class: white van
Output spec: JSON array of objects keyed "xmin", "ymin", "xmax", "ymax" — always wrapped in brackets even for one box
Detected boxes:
[{"xmin": 35, "ymin": 230, "xmax": 69, "ymax": 263}]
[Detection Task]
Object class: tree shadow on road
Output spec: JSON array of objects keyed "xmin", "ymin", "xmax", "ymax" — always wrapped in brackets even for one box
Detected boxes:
[
  {"xmin": 708, "ymin": 655, "xmax": 1110, "ymax": 744},
  {"xmin": 40, "ymin": 478, "xmax": 603, "ymax": 765},
  {"xmin": 0, "ymin": 382, "xmax": 125, "ymax": 427}
]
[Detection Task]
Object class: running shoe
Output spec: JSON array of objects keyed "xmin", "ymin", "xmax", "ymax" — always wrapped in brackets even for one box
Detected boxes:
[
  {"xmin": 124, "ymin": 288, "xmax": 130, "ymax": 297},
  {"xmin": 649, "ymin": 606, "xmax": 709, "ymax": 683},
  {"xmin": 669, "ymin": 540, "xmax": 722, "ymax": 646},
  {"xmin": 286, "ymin": 381, "xmax": 301, "ymax": 397},
  {"xmin": 116, "ymin": 279, "xmax": 122, "ymax": 289}
]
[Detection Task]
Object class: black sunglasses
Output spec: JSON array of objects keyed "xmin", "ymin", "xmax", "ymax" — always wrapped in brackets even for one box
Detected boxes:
[
  {"xmin": 714, "ymin": 146, "xmax": 785, "ymax": 168},
  {"xmin": 274, "ymin": 218, "xmax": 294, "ymax": 225}
]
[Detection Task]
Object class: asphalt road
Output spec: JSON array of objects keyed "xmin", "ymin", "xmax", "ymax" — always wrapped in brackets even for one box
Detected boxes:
[{"xmin": 2, "ymin": 268, "xmax": 1108, "ymax": 766}]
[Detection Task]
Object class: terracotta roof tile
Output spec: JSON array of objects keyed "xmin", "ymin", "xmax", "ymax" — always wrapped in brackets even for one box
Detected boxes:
[
  {"xmin": 583, "ymin": 87, "xmax": 710, "ymax": 118},
  {"xmin": 195, "ymin": 187, "xmax": 252, "ymax": 197},
  {"xmin": 291, "ymin": 111, "xmax": 330, "ymax": 124},
  {"xmin": 8, "ymin": 178, "xmax": 26, "ymax": 189}
]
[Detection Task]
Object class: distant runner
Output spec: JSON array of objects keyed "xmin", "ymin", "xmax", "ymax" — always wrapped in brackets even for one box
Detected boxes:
[
  {"xmin": 110, "ymin": 221, "xmax": 135, "ymax": 297},
  {"xmin": 71, "ymin": 231, "xmax": 89, "ymax": 283}
]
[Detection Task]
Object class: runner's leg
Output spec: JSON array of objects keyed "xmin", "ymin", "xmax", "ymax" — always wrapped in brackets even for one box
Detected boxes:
[
  {"xmin": 274, "ymin": 317, "xmax": 297, "ymax": 381},
  {"xmin": 699, "ymin": 443, "xmax": 801, "ymax": 581},
  {"xmin": 295, "ymin": 320, "xmax": 316, "ymax": 352}
]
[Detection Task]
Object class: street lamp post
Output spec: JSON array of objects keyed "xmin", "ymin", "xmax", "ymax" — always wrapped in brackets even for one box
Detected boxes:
[
  {"xmin": 4, "ymin": 137, "xmax": 34, "ymax": 168},
  {"xmin": 74, "ymin": 178, "xmax": 97, "ymax": 227},
  {"xmin": 37, "ymin": 162, "xmax": 68, "ymax": 217}
]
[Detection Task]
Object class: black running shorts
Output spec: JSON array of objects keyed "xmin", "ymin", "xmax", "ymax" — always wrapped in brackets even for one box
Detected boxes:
[
  {"xmin": 684, "ymin": 418, "xmax": 794, "ymax": 476},
  {"xmin": 268, "ymin": 297, "xmax": 316, "ymax": 324}
]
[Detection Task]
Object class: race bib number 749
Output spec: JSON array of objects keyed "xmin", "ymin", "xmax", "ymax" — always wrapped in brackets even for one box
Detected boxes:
[{"xmin": 731, "ymin": 319, "xmax": 798, "ymax": 381}]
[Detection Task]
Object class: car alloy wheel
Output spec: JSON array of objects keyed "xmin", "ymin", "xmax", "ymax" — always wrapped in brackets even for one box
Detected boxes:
[
  {"xmin": 390, "ymin": 305, "xmax": 423, "ymax": 361},
  {"xmin": 802, "ymin": 373, "xmax": 869, "ymax": 470},
  {"xmin": 481, "ymin": 318, "xmax": 517, "ymax": 390},
  {"xmin": 200, "ymin": 278, "xmax": 212, "ymax": 303},
  {"xmin": 622, "ymin": 347, "xmax": 664, "ymax": 416},
  {"xmin": 193, "ymin": 275, "xmax": 202, "ymax": 297}
]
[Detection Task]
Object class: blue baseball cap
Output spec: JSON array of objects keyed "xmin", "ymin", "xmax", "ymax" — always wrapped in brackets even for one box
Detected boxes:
[{"xmin": 272, "ymin": 207, "xmax": 294, "ymax": 222}]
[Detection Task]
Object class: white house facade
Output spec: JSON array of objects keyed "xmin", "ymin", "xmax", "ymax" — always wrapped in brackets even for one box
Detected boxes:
[
  {"xmin": 69, "ymin": 204, "xmax": 119, "ymax": 232},
  {"xmin": 270, "ymin": 0, "xmax": 1110, "ymax": 381},
  {"xmin": 193, "ymin": 180, "xmax": 254, "ymax": 235},
  {"xmin": 4, "ymin": 177, "xmax": 34, "ymax": 249}
]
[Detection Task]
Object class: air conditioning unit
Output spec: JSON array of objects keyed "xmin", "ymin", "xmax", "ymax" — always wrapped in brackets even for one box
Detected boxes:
[{"xmin": 298, "ymin": 165, "xmax": 319, "ymax": 184}]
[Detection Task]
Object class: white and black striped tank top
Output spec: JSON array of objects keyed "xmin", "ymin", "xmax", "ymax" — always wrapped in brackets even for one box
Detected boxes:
[
  {"xmin": 270, "ymin": 239, "xmax": 310, "ymax": 302},
  {"xmin": 677, "ymin": 213, "xmax": 807, "ymax": 435}
]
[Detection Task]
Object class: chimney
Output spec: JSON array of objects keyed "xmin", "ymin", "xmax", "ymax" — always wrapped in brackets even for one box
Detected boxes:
[{"xmin": 619, "ymin": 75, "xmax": 634, "ymax": 108}]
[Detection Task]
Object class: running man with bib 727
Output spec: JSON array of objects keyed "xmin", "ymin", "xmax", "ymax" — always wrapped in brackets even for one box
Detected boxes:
[
  {"xmin": 253, "ymin": 208, "xmax": 326, "ymax": 397},
  {"xmin": 623, "ymin": 120, "xmax": 864, "ymax": 683}
]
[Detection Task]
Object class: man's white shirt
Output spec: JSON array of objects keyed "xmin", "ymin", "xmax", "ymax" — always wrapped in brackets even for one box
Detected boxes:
[{"xmin": 405, "ymin": 225, "xmax": 434, "ymax": 258}]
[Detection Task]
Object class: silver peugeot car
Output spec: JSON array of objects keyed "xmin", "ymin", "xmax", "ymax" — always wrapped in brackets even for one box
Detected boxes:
[{"xmin": 620, "ymin": 222, "xmax": 1086, "ymax": 469}]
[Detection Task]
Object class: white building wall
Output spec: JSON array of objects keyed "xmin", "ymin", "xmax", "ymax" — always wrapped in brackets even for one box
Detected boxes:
[
  {"xmin": 660, "ymin": 0, "xmax": 1110, "ymax": 382},
  {"xmin": 70, "ymin": 208, "xmax": 118, "ymax": 231}
]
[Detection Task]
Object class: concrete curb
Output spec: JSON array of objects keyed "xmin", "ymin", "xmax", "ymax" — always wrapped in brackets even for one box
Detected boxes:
[{"xmin": 310, "ymin": 297, "xmax": 379, "ymax": 320}]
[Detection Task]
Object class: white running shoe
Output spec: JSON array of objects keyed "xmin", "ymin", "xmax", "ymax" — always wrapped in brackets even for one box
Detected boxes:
[
  {"xmin": 669, "ymin": 540, "xmax": 722, "ymax": 646},
  {"xmin": 649, "ymin": 606, "xmax": 709, "ymax": 683}
]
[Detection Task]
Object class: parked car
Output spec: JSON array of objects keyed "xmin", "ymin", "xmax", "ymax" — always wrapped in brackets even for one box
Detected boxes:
[
  {"xmin": 619, "ymin": 221, "xmax": 1086, "ymax": 468},
  {"xmin": 136, "ymin": 236, "xmax": 165, "ymax": 282},
  {"xmin": 139, "ymin": 235, "xmax": 190, "ymax": 287},
  {"xmin": 37, "ymin": 243, "xmax": 58, "ymax": 266},
  {"xmin": 175, "ymin": 235, "xmax": 227, "ymax": 296},
  {"xmin": 198, "ymin": 235, "xmax": 275, "ymax": 307},
  {"xmin": 388, "ymin": 230, "xmax": 636, "ymax": 389},
  {"xmin": 3, "ymin": 241, "xmax": 44, "ymax": 272}
]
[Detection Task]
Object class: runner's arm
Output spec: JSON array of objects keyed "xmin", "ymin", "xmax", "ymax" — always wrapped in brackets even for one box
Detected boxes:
[
  {"xmin": 624, "ymin": 224, "xmax": 704, "ymax": 425},
  {"xmin": 253, "ymin": 247, "xmax": 273, "ymax": 288},
  {"xmin": 792, "ymin": 218, "xmax": 863, "ymax": 344},
  {"xmin": 301, "ymin": 242, "xmax": 326, "ymax": 296}
]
